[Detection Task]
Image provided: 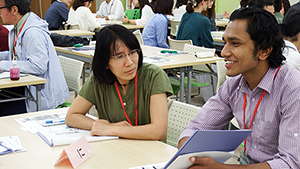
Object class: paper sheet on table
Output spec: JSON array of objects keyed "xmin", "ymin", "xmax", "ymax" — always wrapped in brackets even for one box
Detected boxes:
[{"xmin": 0, "ymin": 136, "xmax": 26, "ymax": 155}]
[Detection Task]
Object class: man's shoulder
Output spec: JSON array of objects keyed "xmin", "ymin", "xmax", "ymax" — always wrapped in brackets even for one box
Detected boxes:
[{"xmin": 292, "ymin": 2, "xmax": 300, "ymax": 8}]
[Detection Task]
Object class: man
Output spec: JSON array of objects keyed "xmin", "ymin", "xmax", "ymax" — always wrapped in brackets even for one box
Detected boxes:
[
  {"xmin": 95, "ymin": 0, "xmax": 124, "ymax": 20},
  {"xmin": 0, "ymin": 0, "xmax": 69, "ymax": 114},
  {"xmin": 291, "ymin": 0, "xmax": 300, "ymax": 9},
  {"xmin": 281, "ymin": 7, "xmax": 300, "ymax": 72},
  {"xmin": 178, "ymin": 7, "xmax": 300, "ymax": 168}
]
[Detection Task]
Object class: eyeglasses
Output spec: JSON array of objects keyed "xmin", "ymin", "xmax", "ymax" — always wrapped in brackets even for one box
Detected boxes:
[
  {"xmin": 111, "ymin": 49, "xmax": 139, "ymax": 61},
  {"xmin": 0, "ymin": 6, "xmax": 6, "ymax": 10}
]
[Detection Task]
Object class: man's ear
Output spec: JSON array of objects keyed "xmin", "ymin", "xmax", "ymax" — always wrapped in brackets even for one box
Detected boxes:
[
  {"xmin": 258, "ymin": 47, "xmax": 272, "ymax": 61},
  {"xmin": 10, "ymin": 6, "xmax": 19, "ymax": 15}
]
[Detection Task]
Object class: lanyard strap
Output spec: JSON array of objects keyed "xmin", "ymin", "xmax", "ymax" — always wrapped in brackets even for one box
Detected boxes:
[
  {"xmin": 115, "ymin": 74, "xmax": 138, "ymax": 126},
  {"xmin": 243, "ymin": 65, "xmax": 281, "ymax": 151},
  {"xmin": 13, "ymin": 19, "xmax": 27, "ymax": 60}
]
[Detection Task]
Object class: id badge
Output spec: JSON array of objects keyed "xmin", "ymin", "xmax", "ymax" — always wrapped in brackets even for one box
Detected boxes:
[{"xmin": 240, "ymin": 151, "xmax": 250, "ymax": 165}]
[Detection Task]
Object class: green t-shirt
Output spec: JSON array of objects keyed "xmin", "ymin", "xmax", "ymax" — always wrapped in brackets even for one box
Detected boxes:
[{"xmin": 79, "ymin": 63, "xmax": 173, "ymax": 126}]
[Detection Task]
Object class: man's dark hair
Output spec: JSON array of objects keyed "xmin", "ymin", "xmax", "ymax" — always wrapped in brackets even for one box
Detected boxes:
[
  {"xmin": 4, "ymin": 0, "xmax": 30, "ymax": 15},
  {"xmin": 274, "ymin": 0, "xmax": 283, "ymax": 12},
  {"xmin": 281, "ymin": 7, "xmax": 300, "ymax": 41},
  {"xmin": 248, "ymin": 0, "xmax": 274, "ymax": 9},
  {"xmin": 153, "ymin": 0, "xmax": 173, "ymax": 15},
  {"xmin": 92, "ymin": 24, "xmax": 143, "ymax": 85},
  {"xmin": 230, "ymin": 7, "xmax": 285, "ymax": 68}
]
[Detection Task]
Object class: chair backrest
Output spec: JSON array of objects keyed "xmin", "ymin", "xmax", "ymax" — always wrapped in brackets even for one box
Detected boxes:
[
  {"xmin": 133, "ymin": 29, "xmax": 144, "ymax": 45},
  {"xmin": 216, "ymin": 60, "xmax": 227, "ymax": 92},
  {"xmin": 58, "ymin": 55, "xmax": 84, "ymax": 97},
  {"xmin": 64, "ymin": 23, "xmax": 81, "ymax": 30},
  {"xmin": 170, "ymin": 20, "xmax": 181, "ymax": 37},
  {"xmin": 168, "ymin": 36, "xmax": 192, "ymax": 51},
  {"xmin": 183, "ymin": 43, "xmax": 216, "ymax": 54},
  {"xmin": 167, "ymin": 100, "xmax": 200, "ymax": 147}
]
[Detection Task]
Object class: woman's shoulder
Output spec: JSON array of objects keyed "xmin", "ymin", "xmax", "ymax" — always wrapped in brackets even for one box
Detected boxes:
[{"xmin": 139, "ymin": 63, "xmax": 165, "ymax": 76}]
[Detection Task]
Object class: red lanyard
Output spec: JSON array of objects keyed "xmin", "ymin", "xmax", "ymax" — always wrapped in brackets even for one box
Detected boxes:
[
  {"xmin": 13, "ymin": 19, "xmax": 27, "ymax": 59},
  {"xmin": 115, "ymin": 74, "xmax": 138, "ymax": 126},
  {"xmin": 243, "ymin": 65, "xmax": 281, "ymax": 151}
]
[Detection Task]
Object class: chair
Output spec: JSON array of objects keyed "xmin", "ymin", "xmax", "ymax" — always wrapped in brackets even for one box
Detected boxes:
[
  {"xmin": 168, "ymin": 36, "xmax": 192, "ymax": 51},
  {"xmin": 133, "ymin": 29, "xmax": 144, "ymax": 45},
  {"xmin": 58, "ymin": 55, "xmax": 84, "ymax": 98},
  {"xmin": 183, "ymin": 44, "xmax": 217, "ymax": 101},
  {"xmin": 169, "ymin": 20, "xmax": 181, "ymax": 37},
  {"xmin": 216, "ymin": 60, "xmax": 227, "ymax": 92},
  {"xmin": 166, "ymin": 100, "xmax": 200, "ymax": 147}
]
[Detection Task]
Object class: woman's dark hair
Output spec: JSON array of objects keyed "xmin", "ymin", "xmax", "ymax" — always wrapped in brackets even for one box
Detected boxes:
[
  {"xmin": 153, "ymin": 0, "xmax": 173, "ymax": 15},
  {"xmin": 186, "ymin": 0, "xmax": 209, "ymax": 14},
  {"xmin": 201, "ymin": 0, "xmax": 215, "ymax": 18},
  {"xmin": 230, "ymin": 7, "xmax": 285, "ymax": 68},
  {"xmin": 282, "ymin": 0, "xmax": 291, "ymax": 15},
  {"xmin": 175, "ymin": 0, "xmax": 188, "ymax": 9},
  {"xmin": 92, "ymin": 25, "xmax": 143, "ymax": 85},
  {"xmin": 138, "ymin": 0, "xmax": 152, "ymax": 16},
  {"xmin": 72, "ymin": 0, "xmax": 94, "ymax": 10},
  {"xmin": 281, "ymin": 7, "xmax": 300, "ymax": 41},
  {"xmin": 4, "ymin": 0, "xmax": 30, "ymax": 15},
  {"xmin": 240, "ymin": 0, "xmax": 250, "ymax": 8}
]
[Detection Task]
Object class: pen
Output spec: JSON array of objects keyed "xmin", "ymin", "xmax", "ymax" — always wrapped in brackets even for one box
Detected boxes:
[{"xmin": 0, "ymin": 141, "xmax": 12, "ymax": 151}]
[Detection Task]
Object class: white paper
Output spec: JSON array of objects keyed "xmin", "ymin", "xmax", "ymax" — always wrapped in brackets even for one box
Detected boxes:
[{"xmin": 0, "ymin": 136, "xmax": 26, "ymax": 153}]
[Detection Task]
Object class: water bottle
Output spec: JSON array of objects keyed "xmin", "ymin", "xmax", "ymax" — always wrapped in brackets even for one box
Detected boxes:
[{"xmin": 10, "ymin": 59, "xmax": 20, "ymax": 80}]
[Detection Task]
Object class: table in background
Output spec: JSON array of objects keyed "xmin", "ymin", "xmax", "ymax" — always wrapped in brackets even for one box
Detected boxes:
[
  {"xmin": 97, "ymin": 20, "xmax": 144, "ymax": 30},
  {"xmin": 0, "ymin": 108, "xmax": 177, "ymax": 169},
  {"xmin": 0, "ymin": 74, "xmax": 46, "ymax": 111},
  {"xmin": 215, "ymin": 19, "xmax": 229, "ymax": 31},
  {"xmin": 50, "ymin": 29, "xmax": 95, "ymax": 40},
  {"xmin": 211, "ymin": 31, "xmax": 225, "ymax": 54},
  {"xmin": 55, "ymin": 45, "xmax": 223, "ymax": 103}
]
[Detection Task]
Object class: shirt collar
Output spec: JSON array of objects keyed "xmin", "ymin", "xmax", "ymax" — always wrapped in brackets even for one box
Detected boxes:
[{"xmin": 15, "ymin": 12, "xmax": 30, "ymax": 35}]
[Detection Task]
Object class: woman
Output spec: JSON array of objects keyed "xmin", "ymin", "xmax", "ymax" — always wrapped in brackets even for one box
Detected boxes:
[
  {"xmin": 142, "ymin": 0, "xmax": 173, "ymax": 48},
  {"xmin": 201, "ymin": 0, "xmax": 217, "ymax": 31},
  {"xmin": 173, "ymin": 0, "xmax": 188, "ymax": 21},
  {"xmin": 44, "ymin": 0, "xmax": 72, "ymax": 30},
  {"xmin": 176, "ymin": 0, "xmax": 214, "ymax": 48},
  {"xmin": 67, "ymin": 0, "xmax": 100, "ymax": 31},
  {"xmin": 121, "ymin": 0, "xmax": 154, "ymax": 26},
  {"xmin": 65, "ymin": 25, "xmax": 173, "ymax": 140}
]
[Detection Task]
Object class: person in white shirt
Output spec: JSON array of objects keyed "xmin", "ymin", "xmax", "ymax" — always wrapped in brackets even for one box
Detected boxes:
[
  {"xmin": 67, "ymin": 0, "xmax": 100, "ymax": 31},
  {"xmin": 96, "ymin": 0, "xmax": 124, "ymax": 20},
  {"xmin": 121, "ymin": 0, "xmax": 154, "ymax": 25},
  {"xmin": 173, "ymin": 0, "xmax": 187, "ymax": 21},
  {"xmin": 281, "ymin": 7, "xmax": 300, "ymax": 71}
]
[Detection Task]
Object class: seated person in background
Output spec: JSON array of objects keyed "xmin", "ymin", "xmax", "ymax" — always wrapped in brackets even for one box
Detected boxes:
[
  {"xmin": 173, "ymin": 0, "xmax": 188, "ymax": 21},
  {"xmin": 65, "ymin": 24, "xmax": 173, "ymax": 140},
  {"xmin": 248, "ymin": 0, "xmax": 275, "ymax": 14},
  {"xmin": 43, "ymin": 0, "xmax": 71, "ymax": 30},
  {"xmin": 178, "ymin": 7, "xmax": 300, "ymax": 168},
  {"xmin": 291, "ymin": 0, "xmax": 300, "ymax": 9},
  {"xmin": 121, "ymin": 0, "xmax": 154, "ymax": 26},
  {"xmin": 67, "ymin": 0, "xmax": 100, "ymax": 31},
  {"xmin": 0, "ymin": 24, "xmax": 9, "ymax": 51},
  {"xmin": 176, "ymin": 0, "xmax": 214, "ymax": 48},
  {"xmin": 281, "ymin": 7, "xmax": 300, "ymax": 71},
  {"xmin": 223, "ymin": 0, "xmax": 249, "ymax": 19},
  {"xmin": 0, "ymin": 0, "xmax": 69, "ymax": 114},
  {"xmin": 273, "ymin": 0, "xmax": 284, "ymax": 23},
  {"xmin": 142, "ymin": 0, "xmax": 173, "ymax": 48},
  {"xmin": 95, "ymin": 0, "xmax": 124, "ymax": 20},
  {"xmin": 281, "ymin": 0, "xmax": 291, "ymax": 15},
  {"xmin": 201, "ymin": 0, "xmax": 217, "ymax": 31}
]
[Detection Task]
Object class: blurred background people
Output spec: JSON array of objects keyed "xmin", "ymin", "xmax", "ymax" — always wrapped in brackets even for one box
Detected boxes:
[{"xmin": 96, "ymin": 0, "xmax": 124, "ymax": 20}]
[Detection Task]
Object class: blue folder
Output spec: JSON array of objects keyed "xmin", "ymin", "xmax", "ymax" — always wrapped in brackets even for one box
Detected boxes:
[{"xmin": 163, "ymin": 130, "xmax": 252, "ymax": 169}]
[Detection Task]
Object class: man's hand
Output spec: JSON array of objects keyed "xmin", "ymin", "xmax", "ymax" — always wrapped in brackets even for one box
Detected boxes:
[{"xmin": 189, "ymin": 156, "xmax": 220, "ymax": 169}]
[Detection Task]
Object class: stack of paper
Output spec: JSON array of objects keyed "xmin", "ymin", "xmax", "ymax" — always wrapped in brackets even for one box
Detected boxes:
[{"xmin": 0, "ymin": 136, "xmax": 26, "ymax": 155}]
